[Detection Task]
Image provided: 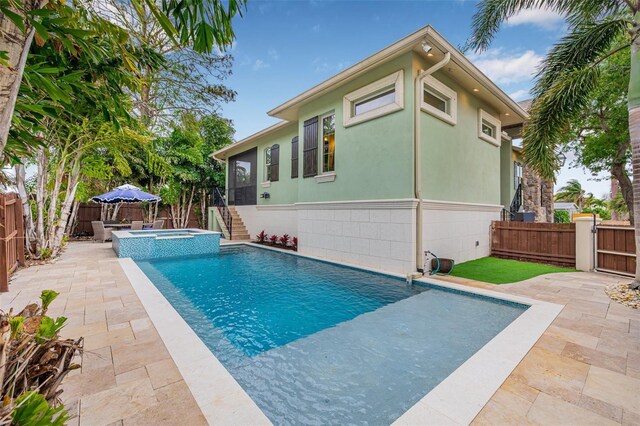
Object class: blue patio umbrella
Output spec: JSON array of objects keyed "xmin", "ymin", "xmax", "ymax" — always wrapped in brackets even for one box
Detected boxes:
[{"xmin": 91, "ymin": 184, "xmax": 161, "ymax": 204}]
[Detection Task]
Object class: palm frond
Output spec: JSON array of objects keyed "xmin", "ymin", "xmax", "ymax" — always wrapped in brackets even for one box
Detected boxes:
[
  {"xmin": 466, "ymin": 0, "xmax": 625, "ymax": 52},
  {"xmin": 533, "ymin": 19, "xmax": 628, "ymax": 97},
  {"xmin": 523, "ymin": 66, "xmax": 600, "ymax": 180}
]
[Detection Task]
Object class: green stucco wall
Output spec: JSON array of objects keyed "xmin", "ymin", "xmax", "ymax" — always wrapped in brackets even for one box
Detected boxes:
[
  {"xmin": 295, "ymin": 52, "xmax": 415, "ymax": 202},
  {"xmin": 224, "ymin": 51, "xmax": 515, "ymax": 207},
  {"xmin": 415, "ymin": 53, "xmax": 503, "ymax": 205}
]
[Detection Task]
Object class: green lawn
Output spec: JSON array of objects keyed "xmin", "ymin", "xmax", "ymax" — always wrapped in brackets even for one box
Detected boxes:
[{"xmin": 449, "ymin": 256, "xmax": 577, "ymax": 284}]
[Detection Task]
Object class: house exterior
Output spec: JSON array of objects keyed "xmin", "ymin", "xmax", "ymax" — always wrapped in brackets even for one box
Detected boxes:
[
  {"xmin": 212, "ymin": 26, "xmax": 529, "ymax": 274},
  {"xmin": 511, "ymin": 144, "xmax": 555, "ymax": 223},
  {"xmin": 554, "ymin": 202, "xmax": 579, "ymax": 219}
]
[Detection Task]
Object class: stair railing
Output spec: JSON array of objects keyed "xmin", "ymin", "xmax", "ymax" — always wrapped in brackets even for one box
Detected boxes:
[
  {"xmin": 212, "ymin": 187, "xmax": 232, "ymax": 239},
  {"xmin": 510, "ymin": 183, "xmax": 523, "ymax": 216}
]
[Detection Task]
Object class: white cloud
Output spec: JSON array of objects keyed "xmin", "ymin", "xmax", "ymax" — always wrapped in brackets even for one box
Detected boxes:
[
  {"xmin": 470, "ymin": 49, "xmax": 542, "ymax": 85},
  {"xmin": 252, "ymin": 59, "xmax": 270, "ymax": 71},
  {"xmin": 311, "ymin": 24, "xmax": 321, "ymax": 33},
  {"xmin": 506, "ymin": 7, "xmax": 565, "ymax": 30},
  {"xmin": 268, "ymin": 48, "xmax": 279, "ymax": 61},
  {"xmin": 509, "ymin": 89, "xmax": 530, "ymax": 101},
  {"xmin": 312, "ymin": 57, "xmax": 347, "ymax": 74}
]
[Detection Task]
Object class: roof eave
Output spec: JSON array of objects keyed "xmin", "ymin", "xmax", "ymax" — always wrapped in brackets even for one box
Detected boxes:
[{"xmin": 211, "ymin": 120, "xmax": 295, "ymax": 160}]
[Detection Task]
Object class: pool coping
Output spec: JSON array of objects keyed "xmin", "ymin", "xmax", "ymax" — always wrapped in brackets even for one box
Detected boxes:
[{"xmin": 119, "ymin": 243, "xmax": 563, "ymax": 426}]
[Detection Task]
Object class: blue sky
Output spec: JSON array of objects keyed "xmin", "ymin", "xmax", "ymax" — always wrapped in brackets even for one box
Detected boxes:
[{"xmin": 219, "ymin": 0, "xmax": 610, "ymax": 197}]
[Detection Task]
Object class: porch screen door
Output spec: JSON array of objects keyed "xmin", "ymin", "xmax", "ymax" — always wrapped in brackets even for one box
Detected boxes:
[{"xmin": 228, "ymin": 148, "xmax": 257, "ymax": 205}]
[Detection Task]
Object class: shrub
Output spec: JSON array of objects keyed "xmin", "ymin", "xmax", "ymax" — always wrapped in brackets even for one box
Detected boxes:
[
  {"xmin": 279, "ymin": 234, "xmax": 290, "ymax": 246},
  {"xmin": 291, "ymin": 237, "xmax": 298, "ymax": 251},
  {"xmin": 269, "ymin": 234, "xmax": 278, "ymax": 245},
  {"xmin": 256, "ymin": 230, "xmax": 268, "ymax": 243},
  {"xmin": 554, "ymin": 210, "xmax": 570, "ymax": 223},
  {"xmin": 0, "ymin": 290, "xmax": 82, "ymax": 423}
]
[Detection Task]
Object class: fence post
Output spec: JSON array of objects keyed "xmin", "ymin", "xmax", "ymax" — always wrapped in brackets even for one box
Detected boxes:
[
  {"xmin": 575, "ymin": 216, "xmax": 600, "ymax": 272},
  {"xmin": 14, "ymin": 194, "xmax": 25, "ymax": 266},
  {"xmin": 0, "ymin": 194, "xmax": 7, "ymax": 292}
]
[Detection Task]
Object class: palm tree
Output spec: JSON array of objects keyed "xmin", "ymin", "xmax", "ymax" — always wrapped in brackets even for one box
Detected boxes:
[
  {"xmin": 467, "ymin": 0, "xmax": 640, "ymax": 288},
  {"xmin": 0, "ymin": 0, "xmax": 245, "ymax": 157},
  {"xmin": 554, "ymin": 179, "xmax": 592, "ymax": 210}
]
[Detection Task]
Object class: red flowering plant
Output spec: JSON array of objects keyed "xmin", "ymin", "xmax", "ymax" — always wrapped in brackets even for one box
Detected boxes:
[
  {"xmin": 291, "ymin": 237, "xmax": 298, "ymax": 251},
  {"xmin": 256, "ymin": 230, "xmax": 268, "ymax": 243},
  {"xmin": 279, "ymin": 234, "xmax": 290, "ymax": 246},
  {"xmin": 269, "ymin": 234, "xmax": 278, "ymax": 245}
]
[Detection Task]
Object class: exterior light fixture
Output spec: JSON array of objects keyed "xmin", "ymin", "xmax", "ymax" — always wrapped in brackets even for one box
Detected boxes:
[
  {"xmin": 505, "ymin": 112, "xmax": 510, "ymax": 116},
  {"xmin": 556, "ymin": 150, "xmax": 566, "ymax": 167},
  {"xmin": 472, "ymin": 88, "xmax": 479, "ymax": 92},
  {"xmin": 421, "ymin": 41, "xmax": 432, "ymax": 54}
]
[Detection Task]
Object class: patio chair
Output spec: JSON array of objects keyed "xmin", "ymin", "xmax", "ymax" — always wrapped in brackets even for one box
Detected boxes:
[
  {"xmin": 152, "ymin": 219, "xmax": 164, "ymax": 230},
  {"xmin": 131, "ymin": 221, "xmax": 144, "ymax": 231},
  {"xmin": 92, "ymin": 221, "xmax": 112, "ymax": 243}
]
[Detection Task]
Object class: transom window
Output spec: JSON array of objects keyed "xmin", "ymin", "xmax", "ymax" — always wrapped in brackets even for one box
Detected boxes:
[
  {"xmin": 421, "ymin": 76, "xmax": 457, "ymax": 125},
  {"xmin": 478, "ymin": 109, "xmax": 501, "ymax": 146},
  {"xmin": 322, "ymin": 113, "xmax": 335, "ymax": 173},
  {"xmin": 343, "ymin": 70, "xmax": 404, "ymax": 127}
]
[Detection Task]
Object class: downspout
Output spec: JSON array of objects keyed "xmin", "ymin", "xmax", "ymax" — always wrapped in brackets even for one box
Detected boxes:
[{"xmin": 414, "ymin": 52, "xmax": 451, "ymax": 272}]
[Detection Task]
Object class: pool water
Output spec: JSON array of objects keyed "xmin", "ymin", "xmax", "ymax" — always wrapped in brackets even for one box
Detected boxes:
[{"xmin": 137, "ymin": 246, "xmax": 526, "ymax": 424}]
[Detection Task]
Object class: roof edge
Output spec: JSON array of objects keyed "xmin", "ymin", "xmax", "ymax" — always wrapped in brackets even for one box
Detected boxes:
[
  {"xmin": 211, "ymin": 120, "xmax": 295, "ymax": 160},
  {"xmin": 267, "ymin": 25, "xmax": 433, "ymax": 118}
]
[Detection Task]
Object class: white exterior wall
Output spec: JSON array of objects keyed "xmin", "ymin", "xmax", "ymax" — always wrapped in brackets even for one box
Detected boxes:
[
  {"xmin": 297, "ymin": 200, "xmax": 417, "ymax": 274},
  {"xmin": 422, "ymin": 200, "xmax": 502, "ymax": 267},
  {"xmin": 234, "ymin": 205, "xmax": 298, "ymax": 240}
]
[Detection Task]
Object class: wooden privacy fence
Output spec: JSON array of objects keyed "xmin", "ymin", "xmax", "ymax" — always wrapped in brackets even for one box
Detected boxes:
[
  {"xmin": 0, "ymin": 193, "xmax": 26, "ymax": 292},
  {"xmin": 596, "ymin": 225, "xmax": 636, "ymax": 277},
  {"xmin": 74, "ymin": 203, "xmax": 202, "ymax": 236},
  {"xmin": 491, "ymin": 221, "xmax": 576, "ymax": 267}
]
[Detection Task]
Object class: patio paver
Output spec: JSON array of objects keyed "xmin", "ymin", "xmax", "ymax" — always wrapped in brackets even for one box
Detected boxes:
[
  {"xmin": 0, "ymin": 241, "xmax": 207, "ymax": 426},
  {"xmin": 1, "ymin": 241, "xmax": 639, "ymax": 425},
  {"xmin": 436, "ymin": 272, "xmax": 640, "ymax": 425}
]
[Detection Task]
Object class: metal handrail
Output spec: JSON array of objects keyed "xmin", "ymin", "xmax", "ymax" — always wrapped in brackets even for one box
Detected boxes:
[
  {"xmin": 212, "ymin": 188, "xmax": 232, "ymax": 239},
  {"xmin": 510, "ymin": 183, "xmax": 523, "ymax": 215}
]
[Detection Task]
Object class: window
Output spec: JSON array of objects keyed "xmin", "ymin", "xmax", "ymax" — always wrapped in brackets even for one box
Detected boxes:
[
  {"xmin": 291, "ymin": 136, "xmax": 299, "ymax": 178},
  {"xmin": 343, "ymin": 70, "xmax": 404, "ymax": 127},
  {"xmin": 421, "ymin": 75, "xmax": 457, "ymax": 125},
  {"xmin": 264, "ymin": 147, "xmax": 271, "ymax": 182},
  {"xmin": 514, "ymin": 161, "xmax": 522, "ymax": 189},
  {"xmin": 322, "ymin": 113, "xmax": 336, "ymax": 174},
  {"xmin": 478, "ymin": 109, "xmax": 501, "ymax": 146}
]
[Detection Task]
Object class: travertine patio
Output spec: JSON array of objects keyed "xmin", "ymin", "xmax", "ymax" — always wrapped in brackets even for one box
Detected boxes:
[{"xmin": 1, "ymin": 241, "xmax": 639, "ymax": 425}]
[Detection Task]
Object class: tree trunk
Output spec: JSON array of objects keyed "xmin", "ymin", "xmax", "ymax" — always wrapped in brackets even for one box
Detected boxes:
[
  {"xmin": 52, "ymin": 152, "xmax": 81, "ymax": 255},
  {"xmin": 66, "ymin": 200, "xmax": 79, "ymax": 237},
  {"xmin": 15, "ymin": 163, "xmax": 36, "ymax": 254},
  {"xmin": 629, "ymin": 23, "xmax": 640, "ymax": 288},
  {"xmin": 0, "ymin": 18, "xmax": 35, "ymax": 156},
  {"xmin": 35, "ymin": 148, "xmax": 47, "ymax": 253},
  {"xmin": 611, "ymin": 154, "xmax": 634, "ymax": 224}
]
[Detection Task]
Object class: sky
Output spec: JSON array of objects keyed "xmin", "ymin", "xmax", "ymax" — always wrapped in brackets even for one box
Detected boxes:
[{"xmin": 219, "ymin": 0, "xmax": 611, "ymax": 198}]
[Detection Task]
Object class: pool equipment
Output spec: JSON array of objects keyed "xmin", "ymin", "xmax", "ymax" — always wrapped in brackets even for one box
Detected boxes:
[{"xmin": 424, "ymin": 250, "xmax": 455, "ymax": 275}]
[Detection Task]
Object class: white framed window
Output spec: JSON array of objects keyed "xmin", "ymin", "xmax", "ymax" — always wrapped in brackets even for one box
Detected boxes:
[
  {"xmin": 342, "ymin": 70, "xmax": 404, "ymax": 127},
  {"xmin": 421, "ymin": 76, "xmax": 457, "ymax": 125},
  {"xmin": 263, "ymin": 146, "xmax": 271, "ymax": 182},
  {"xmin": 321, "ymin": 112, "xmax": 336, "ymax": 175},
  {"xmin": 478, "ymin": 109, "xmax": 501, "ymax": 146}
]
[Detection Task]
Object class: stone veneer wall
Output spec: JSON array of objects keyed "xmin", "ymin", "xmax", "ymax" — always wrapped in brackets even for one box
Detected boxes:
[
  {"xmin": 523, "ymin": 166, "xmax": 554, "ymax": 222},
  {"xmin": 297, "ymin": 200, "xmax": 417, "ymax": 274}
]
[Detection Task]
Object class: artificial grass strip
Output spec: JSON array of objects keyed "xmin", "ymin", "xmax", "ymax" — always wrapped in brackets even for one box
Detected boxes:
[{"xmin": 450, "ymin": 256, "xmax": 577, "ymax": 284}]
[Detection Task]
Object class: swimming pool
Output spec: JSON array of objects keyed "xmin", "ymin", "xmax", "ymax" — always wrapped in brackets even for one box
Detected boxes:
[{"xmin": 135, "ymin": 245, "xmax": 527, "ymax": 424}]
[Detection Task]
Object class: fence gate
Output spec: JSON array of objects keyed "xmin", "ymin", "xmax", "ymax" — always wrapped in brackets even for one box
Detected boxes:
[{"xmin": 595, "ymin": 225, "xmax": 636, "ymax": 277}]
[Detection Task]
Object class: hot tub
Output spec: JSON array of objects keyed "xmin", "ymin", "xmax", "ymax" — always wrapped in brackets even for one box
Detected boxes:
[{"xmin": 112, "ymin": 229, "xmax": 221, "ymax": 260}]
